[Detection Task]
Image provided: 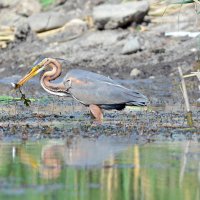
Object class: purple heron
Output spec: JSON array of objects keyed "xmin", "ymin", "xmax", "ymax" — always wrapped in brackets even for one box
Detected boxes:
[{"xmin": 14, "ymin": 57, "xmax": 148, "ymax": 123}]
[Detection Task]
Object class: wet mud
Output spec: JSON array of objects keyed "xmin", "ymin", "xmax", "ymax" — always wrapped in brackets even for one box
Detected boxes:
[{"xmin": 0, "ymin": 78, "xmax": 199, "ymax": 142}]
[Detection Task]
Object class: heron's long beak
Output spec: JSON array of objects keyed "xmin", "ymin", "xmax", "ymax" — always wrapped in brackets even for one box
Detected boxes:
[{"xmin": 14, "ymin": 66, "xmax": 41, "ymax": 89}]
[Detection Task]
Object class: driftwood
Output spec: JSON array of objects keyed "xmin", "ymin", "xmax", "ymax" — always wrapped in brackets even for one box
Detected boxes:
[
  {"xmin": 0, "ymin": 35, "xmax": 15, "ymax": 41},
  {"xmin": 0, "ymin": 26, "xmax": 15, "ymax": 48},
  {"xmin": 149, "ymin": 3, "xmax": 190, "ymax": 17}
]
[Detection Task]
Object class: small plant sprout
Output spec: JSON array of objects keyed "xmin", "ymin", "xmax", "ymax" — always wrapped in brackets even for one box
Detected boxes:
[{"xmin": 11, "ymin": 82, "xmax": 31, "ymax": 107}]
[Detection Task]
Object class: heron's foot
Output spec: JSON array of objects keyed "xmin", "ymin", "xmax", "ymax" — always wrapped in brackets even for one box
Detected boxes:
[{"xmin": 89, "ymin": 104, "xmax": 103, "ymax": 124}]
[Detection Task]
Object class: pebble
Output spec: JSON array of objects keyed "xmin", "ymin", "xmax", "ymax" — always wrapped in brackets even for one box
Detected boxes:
[
  {"xmin": 16, "ymin": 0, "xmax": 41, "ymax": 17},
  {"xmin": 130, "ymin": 68, "xmax": 142, "ymax": 77},
  {"xmin": 122, "ymin": 37, "xmax": 142, "ymax": 54}
]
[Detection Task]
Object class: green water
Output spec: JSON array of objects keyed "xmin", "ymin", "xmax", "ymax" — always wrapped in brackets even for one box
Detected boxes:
[{"xmin": 0, "ymin": 138, "xmax": 199, "ymax": 200}]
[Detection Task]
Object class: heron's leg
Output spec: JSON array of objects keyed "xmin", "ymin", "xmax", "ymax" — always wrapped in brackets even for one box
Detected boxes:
[{"xmin": 89, "ymin": 104, "xmax": 103, "ymax": 123}]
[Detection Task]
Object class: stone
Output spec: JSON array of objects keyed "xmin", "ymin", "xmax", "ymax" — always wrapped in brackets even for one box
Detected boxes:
[
  {"xmin": 28, "ymin": 12, "xmax": 68, "ymax": 32},
  {"xmin": 122, "ymin": 37, "xmax": 141, "ymax": 54},
  {"xmin": 64, "ymin": 19, "xmax": 88, "ymax": 35},
  {"xmin": 0, "ymin": 0, "xmax": 41, "ymax": 16},
  {"xmin": 0, "ymin": 0, "xmax": 19, "ymax": 8},
  {"xmin": 15, "ymin": 22, "xmax": 32, "ymax": 41},
  {"xmin": 93, "ymin": 1, "xmax": 149, "ymax": 29},
  {"xmin": 46, "ymin": 19, "xmax": 88, "ymax": 42},
  {"xmin": 0, "ymin": 11, "xmax": 27, "ymax": 27},
  {"xmin": 0, "ymin": 68, "xmax": 5, "ymax": 73},
  {"xmin": 16, "ymin": 0, "xmax": 41, "ymax": 17},
  {"xmin": 130, "ymin": 68, "xmax": 141, "ymax": 77},
  {"xmin": 78, "ymin": 30, "xmax": 128, "ymax": 47}
]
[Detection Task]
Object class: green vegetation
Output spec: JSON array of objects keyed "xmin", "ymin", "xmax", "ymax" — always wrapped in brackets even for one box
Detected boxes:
[
  {"xmin": 0, "ymin": 95, "xmax": 35, "ymax": 104},
  {"xmin": 39, "ymin": 0, "xmax": 55, "ymax": 7},
  {"xmin": 0, "ymin": 95, "xmax": 19, "ymax": 102},
  {"xmin": 0, "ymin": 95, "xmax": 51, "ymax": 104},
  {"xmin": 174, "ymin": 0, "xmax": 200, "ymax": 4}
]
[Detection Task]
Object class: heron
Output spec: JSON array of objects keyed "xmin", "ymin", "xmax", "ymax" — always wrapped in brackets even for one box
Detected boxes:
[{"xmin": 14, "ymin": 57, "xmax": 148, "ymax": 123}]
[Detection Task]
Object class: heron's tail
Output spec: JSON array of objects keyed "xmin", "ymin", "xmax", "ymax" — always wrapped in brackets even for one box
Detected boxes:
[{"xmin": 125, "ymin": 91, "xmax": 149, "ymax": 106}]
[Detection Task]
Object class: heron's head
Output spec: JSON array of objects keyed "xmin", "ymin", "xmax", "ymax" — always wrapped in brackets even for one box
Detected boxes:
[{"xmin": 13, "ymin": 56, "xmax": 49, "ymax": 89}]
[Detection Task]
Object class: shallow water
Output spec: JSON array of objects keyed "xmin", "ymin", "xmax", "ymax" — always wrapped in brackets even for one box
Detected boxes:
[
  {"xmin": 0, "ymin": 76, "xmax": 199, "ymax": 199},
  {"xmin": 0, "ymin": 137, "xmax": 199, "ymax": 200}
]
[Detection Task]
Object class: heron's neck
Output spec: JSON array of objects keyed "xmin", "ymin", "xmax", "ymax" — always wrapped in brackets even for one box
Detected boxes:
[{"xmin": 40, "ymin": 59, "xmax": 67, "ymax": 96}]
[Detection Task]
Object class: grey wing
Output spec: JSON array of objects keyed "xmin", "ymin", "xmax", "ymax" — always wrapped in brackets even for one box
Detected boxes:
[
  {"xmin": 65, "ymin": 69, "xmax": 118, "ymax": 84},
  {"xmin": 64, "ymin": 69, "xmax": 148, "ymax": 106}
]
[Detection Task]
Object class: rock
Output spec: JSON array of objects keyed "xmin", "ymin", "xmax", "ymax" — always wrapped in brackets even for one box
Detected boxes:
[
  {"xmin": 0, "ymin": 11, "xmax": 27, "ymax": 27},
  {"xmin": 93, "ymin": 1, "xmax": 149, "ymax": 29},
  {"xmin": 28, "ymin": 12, "xmax": 68, "ymax": 32},
  {"xmin": 45, "ymin": 19, "xmax": 88, "ymax": 42},
  {"xmin": 62, "ymin": 19, "xmax": 88, "ymax": 38},
  {"xmin": 130, "ymin": 68, "xmax": 141, "ymax": 77},
  {"xmin": 122, "ymin": 37, "xmax": 141, "ymax": 54},
  {"xmin": 0, "ymin": 0, "xmax": 19, "ymax": 8},
  {"xmin": 78, "ymin": 30, "xmax": 128, "ymax": 47},
  {"xmin": 0, "ymin": 0, "xmax": 41, "ymax": 16},
  {"xmin": 0, "ymin": 68, "xmax": 5, "ymax": 73},
  {"xmin": 16, "ymin": 0, "xmax": 41, "ymax": 17},
  {"xmin": 64, "ymin": 19, "xmax": 88, "ymax": 35},
  {"xmin": 15, "ymin": 22, "xmax": 32, "ymax": 41}
]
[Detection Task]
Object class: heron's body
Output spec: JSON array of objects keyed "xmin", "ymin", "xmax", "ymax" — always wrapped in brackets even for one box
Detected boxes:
[
  {"xmin": 63, "ymin": 69, "xmax": 147, "ymax": 108},
  {"xmin": 15, "ymin": 57, "xmax": 148, "ymax": 123}
]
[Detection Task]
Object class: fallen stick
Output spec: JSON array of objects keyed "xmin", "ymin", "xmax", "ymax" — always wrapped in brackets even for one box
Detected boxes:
[
  {"xmin": 0, "ymin": 31, "xmax": 14, "ymax": 36},
  {"xmin": 0, "ymin": 35, "xmax": 15, "ymax": 41},
  {"xmin": 37, "ymin": 26, "xmax": 65, "ymax": 38},
  {"xmin": 149, "ymin": 4, "xmax": 190, "ymax": 16}
]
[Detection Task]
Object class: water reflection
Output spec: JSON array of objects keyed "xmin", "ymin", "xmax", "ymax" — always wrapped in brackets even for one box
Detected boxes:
[
  {"xmin": 0, "ymin": 138, "xmax": 199, "ymax": 200},
  {"xmin": 39, "ymin": 137, "xmax": 128, "ymax": 179}
]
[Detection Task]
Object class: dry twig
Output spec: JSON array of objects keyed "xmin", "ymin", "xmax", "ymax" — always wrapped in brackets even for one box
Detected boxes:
[{"xmin": 178, "ymin": 67, "xmax": 194, "ymax": 127}]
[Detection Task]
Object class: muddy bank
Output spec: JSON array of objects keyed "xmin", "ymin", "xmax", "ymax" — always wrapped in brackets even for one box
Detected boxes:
[
  {"xmin": 0, "ymin": 28, "xmax": 198, "ymax": 80},
  {"xmin": 0, "ymin": 85, "xmax": 199, "ymax": 141},
  {"xmin": 0, "ymin": 0, "xmax": 200, "ymax": 79},
  {"xmin": 0, "ymin": 73, "xmax": 199, "ymax": 141},
  {"xmin": 0, "ymin": 107, "xmax": 199, "ymax": 141}
]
